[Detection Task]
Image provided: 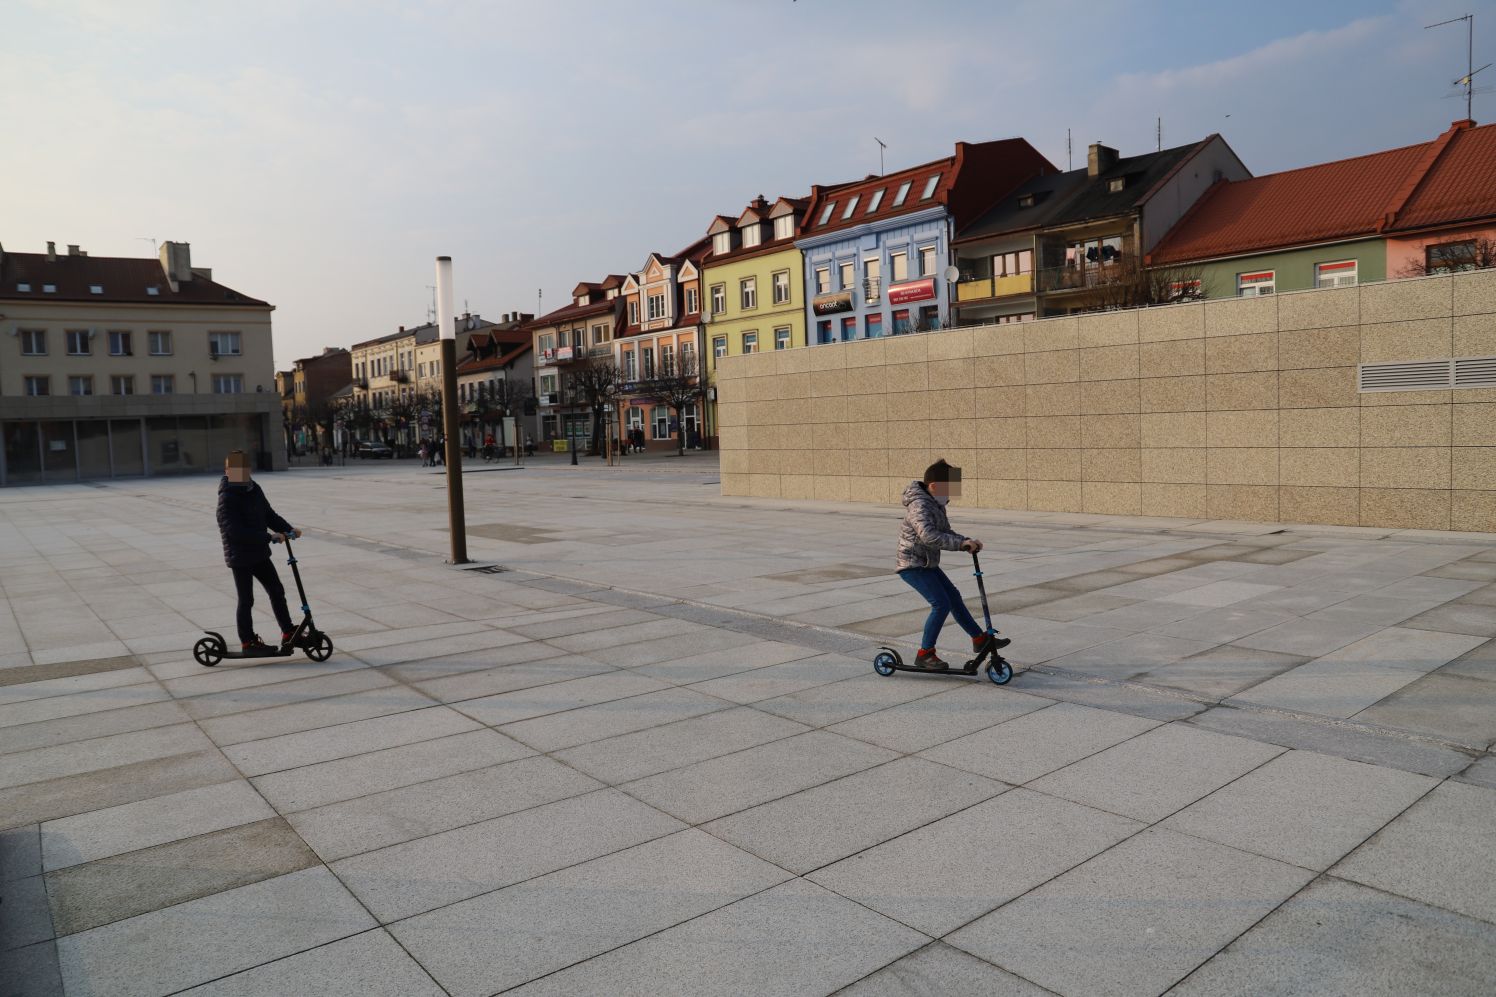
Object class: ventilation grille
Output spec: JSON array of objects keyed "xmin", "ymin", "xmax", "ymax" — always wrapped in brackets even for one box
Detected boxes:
[
  {"xmin": 472, "ymin": 564, "xmax": 510, "ymax": 574},
  {"xmin": 1359, "ymin": 356, "xmax": 1496, "ymax": 392}
]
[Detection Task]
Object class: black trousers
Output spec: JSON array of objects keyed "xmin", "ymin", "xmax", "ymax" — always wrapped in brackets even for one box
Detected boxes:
[{"xmin": 231, "ymin": 559, "xmax": 294, "ymax": 644}]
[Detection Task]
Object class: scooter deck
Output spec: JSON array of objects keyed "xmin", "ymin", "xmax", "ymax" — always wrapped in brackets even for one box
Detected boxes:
[{"xmin": 887, "ymin": 663, "xmax": 982, "ymax": 676}]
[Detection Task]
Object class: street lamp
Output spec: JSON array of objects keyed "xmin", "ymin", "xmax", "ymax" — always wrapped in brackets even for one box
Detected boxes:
[{"xmin": 436, "ymin": 257, "xmax": 468, "ymax": 564}]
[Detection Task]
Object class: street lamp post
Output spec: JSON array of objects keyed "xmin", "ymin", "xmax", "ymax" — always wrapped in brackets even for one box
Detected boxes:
[{"xmin": 436, "ymin": 256, "xmax": 468, "ymax": 564}]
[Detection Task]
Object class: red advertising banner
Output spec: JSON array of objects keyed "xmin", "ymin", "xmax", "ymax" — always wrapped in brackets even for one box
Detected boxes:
[{"xmin": 887, "ymin": 278, "xmax": 936, "ymax": 304}]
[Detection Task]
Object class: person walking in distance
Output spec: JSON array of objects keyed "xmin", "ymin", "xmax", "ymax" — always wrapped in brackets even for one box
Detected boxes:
[
  {"xmin": 217, "ymin": 450, "xmax": 301, "ymax": 653},
  {"xmin": 896, "ymin": 458, "xmax": 1009, "ymax": 669}
]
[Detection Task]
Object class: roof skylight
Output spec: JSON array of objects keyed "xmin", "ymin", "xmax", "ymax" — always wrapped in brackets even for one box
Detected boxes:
[
  {"xmin": 892, "ymin": 181, "xmax": 912, "ymax": 207},
  {"xmin": 866, "ymin": 190, "xmax": 884, "ymax": 213},
  {"xmin": 818, "ymin": 202, "xmax": 836, "ymax": 225},
  {"xmin": 921, "ymin": 174, "xmax": 941, "ymax": 200},
  {"xmin": 841, "ymin": 195, "xmax": 860, "ymax": 219}
]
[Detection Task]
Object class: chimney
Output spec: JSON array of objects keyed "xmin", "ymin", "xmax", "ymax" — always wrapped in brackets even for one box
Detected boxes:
[
  {"xmin": 751, "ymin": 194, "xmax": 768, "ymax": 212},
  {"xmin": 398, "ymin": 325, "xmax": 405, "ymax": 334},
  {"xmin": 158, "ymin": 241, "xmax": 193, "ymax": 290},
  {"xmin": 47, "ymin": 241, "xmax": 57, "ymax": 261},
  {"xmin": 67, "ymin": 244, "xmax": 81, "ymax": 256},
  {"xmin": 1088, "ymin": 143, "xmax": 1119, "ymax": 177}
]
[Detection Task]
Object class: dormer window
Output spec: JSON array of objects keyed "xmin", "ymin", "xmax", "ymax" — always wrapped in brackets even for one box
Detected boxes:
[
  {"xmin": 606, "ymin": 289, "xmax": 617, "ymax": 299},
  {"xmin": 146, "ymin": 285, "xmax": 160, "ymax": 295},
  {"xmin": 1019, "ymin": 194, "xmax": 1037, "ymax": 208},
  {"xmin": 921, "ymin": 174, "xmax": 941, "ymax": 200},
  {"xmin": 841, "ymin": 195, "xmax": 860, "ymax": 219},
  {"xmin": 42, "ymin": 284, "xmax": 56, "ymax": 293},
  {"xmin": 575, "ymin": 296, "xmax": 587, "ymax": 307},
  {"xmin": 742, "ymin": 224, "xmax": 762, "ymax": 248},
  {"xmin": 773, "ymin": 214, "xmax": 794, "ymax": 240},
  {"xmin": 16, "ymin": 282, "xmax": 30, "ymax": 292},
  {"xmin": 818, "ymin": 202, "xmax": 836, "ymax": 225},
  {"xmin": 89, "ymin": 284, "xmax": 103, "ymax": 294},
  {"xmin": 1107, "ymin": 177, "xmax": 1126, "ymax": 193},
  {"xmin": 712, "ymin": 231, "xmax": 732, "ymax": 255},
  {"xmin": 866, "ymin": 190, "xmax": 884, "ymax": 213}
]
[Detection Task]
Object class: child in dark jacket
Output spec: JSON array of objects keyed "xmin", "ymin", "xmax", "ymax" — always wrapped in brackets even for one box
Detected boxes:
[
  {"xmin": 896, "ymin": 458, "xmax": 1009, "ymax": 669},
  {"xmin": 217, "ymin": 450, "xmax": 301, "ymax": 652}
]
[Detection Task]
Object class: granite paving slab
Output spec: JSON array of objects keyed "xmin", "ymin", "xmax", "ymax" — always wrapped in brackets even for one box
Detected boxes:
[
  {"xmin": 629, "ymin": 640, "xmax": 818, "ymax": 683},
  {"xmin": 390, "ymin": 829, "xmax": 790, "ymax": 997},
  {"xmin": 450, "ymin": 669, "xmax": 668, "ymax": 727},
  {"xmin": 0, "ymin": 700, "xmax": 191, "ymax": 757},
  {"xmin": 176, "ymin": 929, "xmax": 446, "ymax": 997},
  {"xmin": 1136, "ymin": 645, "xmax": 1308, "ymax": 701},
  {"xmin": 1332, "ymin": 780, "xmax": 1496, "ymax": 924},
  {"xmin": 684, "ymin": 652, "xmax": 868, "ymax": 704},
  {"xmin": 1353, "ymin": 671, "xmax": 1496, "ymax": 746},
  {"xmin": 0, "ymin": 748, "xmax": 242, "ymax": 831},
  {"xmin": 826, "ymin": 685, "xmax": 1052, "ymax": 754},
  {"xmin": 837, "ymin": 941, "xmax": 1053, "ymax": 996},
  {"xmin": 0, "ymin": 873, "xmax": 52, "ymax": 952},
  {"xmin": 0, "ymin": 939, "xmax": 64, "ymax": 997},
  {"xmin": 947, "ymin": 828, "xmax": 1315, "ymax": 997},
  {"xmin": 0, "ymin": 825, "xmax": 41, "ymax": 883},
  {"xmin": 405, "ymin": 654, "xmax": 613, "ymax": 703},
  {"xmin": 920, "ymin": 702, "xmax": 1161, "ymax": 785},
  {"xmin": 810, "ymin": 787, "xmax": 1141, "ymax": 937},
  {"xmin": 0, "ymin": 723, "xmax": 215, "ymax": 792},
  {"xmin": 222, "ymin": 705, "xmax": 481, "ymax": 777},
  {"xmin": 1045, "ymin": 633, "xmax": 1217, "ymax": 680},
  {"xmin": 497, "ymin": 687, "xmax": 728, "ymax": 752},
  {"xmin": 551, "ymin": 706, "xmax": 810, "ymax": 785},
  {"xmin": 502, "ymin": 878, "xmax": 928, "ymax": 997}
]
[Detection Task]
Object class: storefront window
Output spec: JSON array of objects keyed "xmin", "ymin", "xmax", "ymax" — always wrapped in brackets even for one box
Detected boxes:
[
  {"xmin": 3, "ymin": 422, "xmax": 43, "ymax": 484},
  {"xmin": 892, "ymin": 309, "xmax": 911, "ymax": 335},
  {"xmin": 866, "ymin": 313, "xmax": 884, "ymax": 338},
  {"xmin": 76, "ymin": 421, "xmax": 111, "ymax": 479}
]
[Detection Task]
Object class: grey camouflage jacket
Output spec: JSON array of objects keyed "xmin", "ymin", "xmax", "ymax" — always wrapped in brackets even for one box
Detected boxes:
[{"xmin": 896, "ymin": 480, "xmax": 969, "ymax": 571}]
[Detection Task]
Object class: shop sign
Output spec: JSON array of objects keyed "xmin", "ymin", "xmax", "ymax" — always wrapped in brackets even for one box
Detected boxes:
[
  {"xmin": 887, "ymin": 278, "xmax": 936, "ymax": 305},
  {"xmin": 812, "ymin": 291, "xmax": 854, "ymax": 316}
]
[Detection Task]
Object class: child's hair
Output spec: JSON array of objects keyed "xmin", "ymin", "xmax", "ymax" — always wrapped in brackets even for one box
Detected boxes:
[
  {"xmin": 923, "ymin": 458, "xmax": 961, "ymax": 485},
  {"xmin": 225, "ymin": 450, "xmax": 250, "ymax": 468}
]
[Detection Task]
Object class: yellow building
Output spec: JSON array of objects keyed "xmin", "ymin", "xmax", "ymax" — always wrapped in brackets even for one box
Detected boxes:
[{"xmin": 700, "ymin": 195, "xmax": 808, "ymax": 442}]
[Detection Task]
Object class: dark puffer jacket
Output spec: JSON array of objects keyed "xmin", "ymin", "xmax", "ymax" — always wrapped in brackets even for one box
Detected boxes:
[
  {"xmin": 216, "ymin": 477, "xmax": 293, "ymax": 568},
  {"xmin": 896, "ymin": 480, "xmax": 969, "ymax": 571}
]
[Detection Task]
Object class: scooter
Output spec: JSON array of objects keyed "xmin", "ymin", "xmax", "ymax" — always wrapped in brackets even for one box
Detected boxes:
[
  {"xmin": 874, "ymin": 552, "xmax": 1014, "ymax": 685},
  {"xmin": 193, "ymin": 535, "xmax": 334, "ymax": 667}
]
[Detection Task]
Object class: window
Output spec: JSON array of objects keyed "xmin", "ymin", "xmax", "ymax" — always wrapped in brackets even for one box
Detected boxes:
[
  {"xmin": 890, "ymin": 252, "xmax": 908, "ymax": 282},
  {"xmin": 892, "ymin": 181, "xmax": 912, "ymax": 207},
  {"xmin": 742, "ymin": 331, "xmax": 759, "ymax": 354},
  {"xmin": 712, "ymin": 232, "xmax": 732, "ymax": 255},
  {"xmin": 818, "ymin": 202, "xmax": 836, "ymax": 225},
  {"xmin": 919, "ymin": 246, "xmax": 937, "ymax": 277},
  {"xmin": 146, "ymin": 285, "xmax": 160, "ymax": 296},
  {"xmin": 920, "ymin": 174, "xmax": 941, "ymax": 200},
  {"xmin": 713, "ymin": 336, "xmax": 727, "ymax": 359},
  {"xmin": 209, "ymin": 331, "xmax": 241, "ymax": 356},
  {"xmin": 69, "ymin": 375, "xmax": 94, "ymax": 396},
  {"xmin": 1426, "ymin": 240, "xmax": 1477, "ymax": 274},
  {"xmin": 592, "ymin": 323, "xmax": 610, "ymax": 345},
  {"xmin": 652, "ymin": 405, "xmax": 670, "ymax": 440},
  {"xmin": 742, "ymin": 225, "xmax": 762, "ymax": 248},
  {"xmin": 773, "ymin": 214, "xmax": 794, "ymax": 240},
  {"xmin": 151, "ymin": 374, "xmax": 174, "ymax": 394},
  {"xmin": 539, "ymin": 333, "xmax": 555, "ymax": 352},
  {"xmin": 647, "ymin": 292, "xmax": 667, "ymax": 320},
  {"xmin": 111, "ymin": 375, "xmax": 134, "ymax": 395},
  {"xmin": 1107, "ymin": 177, "xmax": 1125, "ymax": 193},
  {"xmin": 994, "ymin": 250, "xmax": 1033, "ymax": 277},
  {"xmin": 994, "ymin": 313, "xmax": 1036, "ymax": 325},
  {"xmin": 66, "ymin": 330, "xmax": 91, "ymax": 355},
  {"xmin": 815, "ymin": 267, "xmax": 830, "ymax": 294},
  {"xmin": 642, "ymin": 347, "xmax": 655, "ymax": 379},
  {"xmin": 20, "ymin": 329, "xmax": 45, "ymax": 355},
  {"xmin": 772, "ymin": 270, "xmax": 790, "ymax": 304},
  {"xmin": 710, "ymin": 283, "xmax": 726, "ymax": 314},
  {"xmin": 627, "ymin": 300, "xmax": 639, "ymax": 324},
  {"xmin": 1315, "ymin": 260, "xmax": 1358, "ymax": 289},
  {"xmin": 42, "ymin": 284, "xmax": 56, "ymax": 293},
  {"xmin": 841, "ymin": 316, "xmax": 857, "ymax": 342},
  {"xmin": 740, "ymin": 277, "xmax": 757, "ymax": 310},
  {"xmin": 866, "ymin": 313, "xmax": 884, "ymax": 338},
  {"xmin": 622, "ymin": 350, "xmax": 637, "ymax": 381},
  {"xmin": 90, "ymin": 284, "xmax": 103, "ymax": 294},
  {"xmin": 816, "ymin": 320, "xmax": 832, "ymax": 345},
  {"xmin": 148, "ymin": 330, "xmax": 172, "ymax": 356},
  {"xmin": 1237, "ymin": 270, "xmax": 1275, "ymax": 297},
  {"xmin": 626, "ymin": 408, "xmax": 643, "ymax": 433},
  {"xmin": 866, "ymin": 189, "xmax": 885, "ymax": 213},
  {"xmin": 16, "ymin": 282, "xmax": 30, "ymax": 292},
  {"xmin": 864, "ymin": 258, "xmax": 882, "ymax": 301},
  {"xmin": 24, "ymin": 376, "xmax": 49, "ymax": 396},
  {"xmin": 775, "ymin": 327, "xmax": 791, "ymax": 350},
  {"xmin": 839, "ymin": 261, "xmax": 855, "ymax": 290},
  {"xmin": 686, "ymin": 287, "xmax": 699, "ymax": 314},
  {"xmin": 919, "ymin": 306, "xmax": 940, "ymax": 331},
  {"xmin": 841, "ymin": 195, "xmax": 860, "ymax": 219},
  {"xmin": 661, "ymin": 344, "xmax": 675, "ymax": 375},
  {"xmin": 892, "ymin": 309, "xmax": 912, "ymax": 334},
  {"xmin": 541, "ymin": 373, "xmax": 558, "ymax": 395},
  {"xmin": 212, "ymin": 374, "xmax": 244, "ymax": 394},
  {"xmin": 109, "ymin": 330, "xmax": 132, "ymax": 356}
]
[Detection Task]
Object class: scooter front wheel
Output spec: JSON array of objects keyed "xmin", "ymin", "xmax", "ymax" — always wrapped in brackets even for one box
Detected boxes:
[
  {"xmin": 987, "ymin": 658, "xmax": 1013, "ymax": 685},
  {"xmin": 304, "ymin": 632, "xmax": 334, "ymax": 662},
  {"xmin": 193, "ymin": 636, "xmax": 225, "ymax": 668}
]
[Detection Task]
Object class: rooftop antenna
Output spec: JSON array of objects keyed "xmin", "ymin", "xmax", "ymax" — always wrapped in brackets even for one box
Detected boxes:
[
  {"xmin": 1067, "ymin": 128, "xmax": 1072, "ymax": 170},
  {"xmin": 1426, "ymin": 13, "xmax": 1487, "ymax": 120},
  {"xmin": 425, "ymin": 285, "xmax": 437, "ymax": 324},
  {"xmin": 874, "ymin": 136, "xmax": 887, "ymax": 176},
  {"xmin": 136, "ymin": 237, "xmax": 157, "ymax": 255},
  {"xmin": 537, "ymin": 287, "xmax": 543, "ymax": 316},
  {"xmin": 1157, "ymin": 117, "xmax": 1162, "ymax": 152}
]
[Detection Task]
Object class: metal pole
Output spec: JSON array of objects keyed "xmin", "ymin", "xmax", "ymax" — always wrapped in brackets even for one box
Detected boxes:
[{"xmin": 436, "ymin": 256, "xmax": 468, "ymax": 564}]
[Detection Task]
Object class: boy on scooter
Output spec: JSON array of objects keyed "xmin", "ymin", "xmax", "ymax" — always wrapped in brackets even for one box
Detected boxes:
[
  {"xmin": 897, "ymin": 458, "xmax": 1009, "ymax": 669},
  {"xmin": 217, "ymin": 450, "xmax": 302, "ymax": 653}
]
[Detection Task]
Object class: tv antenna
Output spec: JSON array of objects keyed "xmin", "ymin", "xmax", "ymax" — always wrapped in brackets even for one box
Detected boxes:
[
  {"xmin": 1066, "ymin": 128, "xmax": 1072, "ymax": 170},
  {"xmin": 1426, "ymin": 13, "xmax": 1488, "ymax": 120},
  {"xmin": 136, "ymin": 237, "xmax": 157, "ymax": 255},
  {"xmin": 874, "ymin": 136, "xmax": 887, "ymax": 176}
]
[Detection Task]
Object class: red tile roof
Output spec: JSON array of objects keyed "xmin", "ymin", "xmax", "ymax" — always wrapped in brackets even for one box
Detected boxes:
[
  {"xmin": 1149, "ymin": 121, "xmax": 1496, "ymax": 264},
  {"xmin": 0, "ymin": 251, "xmax": 269, "ymax": 306}
]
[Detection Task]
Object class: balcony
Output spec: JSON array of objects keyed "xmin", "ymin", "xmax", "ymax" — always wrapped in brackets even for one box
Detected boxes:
[
  {"xmin": 388, "ymin": 370, "xmax": 410, "ymax": 384},
  {"xmin": 353, "ymin": 377, "xmax": 369, "ymax": 390},
  {"xmin": 862, "ymin": 277, "xmax": 881, "ymax": 303},
  {"xmin": 955, "ymin": 277, "xmax": 991, "ymax": 302},
  {"xmin": 956, "ymin": 274, "xmax": 1034, "ymax": 302},
  {"xmin": 1037, "ymin": 257, "xmax": 1137, "ymax": 294}
]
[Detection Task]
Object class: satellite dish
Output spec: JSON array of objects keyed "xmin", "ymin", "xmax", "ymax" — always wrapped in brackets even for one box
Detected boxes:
[{"xmin": 943, "ymin": 265, "xmax": 961, "ymax": 283}]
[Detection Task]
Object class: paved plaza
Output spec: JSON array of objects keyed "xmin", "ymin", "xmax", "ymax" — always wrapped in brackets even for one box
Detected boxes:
[{"xmin": 2, "ymin": 456, "xmax": 1495, "ymax": 996}]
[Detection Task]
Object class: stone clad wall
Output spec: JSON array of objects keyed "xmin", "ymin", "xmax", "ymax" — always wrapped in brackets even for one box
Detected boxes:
[{"xmin": 716, "ymin": 270, "xmax": 1496, "ymax": 532}]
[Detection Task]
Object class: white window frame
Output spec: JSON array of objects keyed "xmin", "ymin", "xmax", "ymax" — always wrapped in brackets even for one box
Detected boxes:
[
  {"xmin": 592, "ymin": 323, "xmax": 610, "ymax": 345},
  {"xmin": 775, "ymin": 326, "xmax": 791, "ymax": 351},
  {"xmin": 151, "ymin": 374, "xmax": 174, "ymax": 395},
  {"xmin": 209, "ymin": 331, "xmax": 242, "ymax": 356},
  {"xmin": 841, "ymin": 195, "xmax": 860, "ymax": 219},
  {"xmin": 773, "ymin": 214, "xmax": 794, "ymax": 240},
  {"xmin": 921, "ymin": 174, "xmax": 941, "ymax": 200},
  {"xmin": 111, "ymin": 375, "xmax": 134, "ymax": 395},
  {"xmin": 642, "ymin": 347, "xmax": 655, "ymax": 379},
  {"xmin": 652, "ymin": 405, "xmax": 670, "ymax": 440},
  {"xmin": 740, "ymin": 277, "xmax": 757, "ymax": 310},
  {"xmin": 712, "ymin": 232, "xmax": 731, "ymax": 255},
  {"xmin": 20, "ymin": 329, "xmax": 46, "ymax": 355},
  {"xmin": 814, "ymin": 267, "xmax": 830, "ymax": 294},
  {"xmin": 713, "ymin": 336, "xmax": 727, "ymax": 359},
  {"xmin": 1236, "ymin": 270, "xmax": 1276, "ymax": 297},
  {"xmin": 866, "ymin": 189, "xmax": 885, "ymax": 213},
  {"xmin": 66, "ymin": 330, "xmax": 91, "ymax": 356},
  {"xmin": 742, "ymin": 225, "xmax": 762, "ymax": 248},
  {"xmin": 212, "ymin": 374, "xmax": 244, "ymax": 394},
  {"xmin": 647, "ymin": 292, "xmax": 666, "ymax": 321},
  {"xmin": 772, "ymin": 270, "xmax": 790, "ymax": 304},
  {"xmin": 623, "ymin": 350, "xmax": 637, "ymax": 381},
  {"xmin": 1315, "ymin": 260, "xmax": 1358, "ymax": 289},
  {"xmin": 742, "ymin": 331, "xmax": 759, "ymax": 354},
  {"xmin": 69, "ymin": 375, "xmax": 93, "ymax": 396},
  {"xmin": 627, "ymin": 407, "xmax": 643, "ymax": 432},
  {"xmin": 685, "ymin": 286, "xmax": 699, "ymax": 314},
  {"xmin": 108, "ymin": 330, "xmax": 132, "ymax": 356},
  {"xmin": 818, "ymin": 202, "xmax": 836, "ymax": 225},
  {"xmin": 919, "ymin": 246, "xmax": 937, "ymax": 277},
  {"xmin": 839, "ymin": 261, "xmax": 855, "ymax": 290},
  {"xmin": 892, "ymin": 181, "xmax": 912, "ymax": 207},
  {"xmin": 627, "ymin": 300, "xmax": 639, "ymax": 324},
  {"xmin": 710, "ymin": 283, "xmax": 726, "ymax": 314},
  {"xmin": 890, "ymin": 251, "xmax": 908, "ymax": 282},
  {"xmin": 24, "ymin": 375, "xmax": 49, "ymax": 396}
]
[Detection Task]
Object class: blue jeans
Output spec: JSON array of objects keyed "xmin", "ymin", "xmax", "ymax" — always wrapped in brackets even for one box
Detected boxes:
[{"xmin": 899, "ymin": 567, "xmax": 983, "ymax": 651}]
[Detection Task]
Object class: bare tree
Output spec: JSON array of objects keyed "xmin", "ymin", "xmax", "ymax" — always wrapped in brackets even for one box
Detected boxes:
[
  {"xmin": 1396, "ymin": 237, "xmax": 1496, "ymax": 278},
  {"xmin": 566, "ymin": 354, "xmax": 624, "ymax": 456},
  {"xmin": 1090, "ymin": 259, "xmax": 1206, "ymax": 311},
  {"xmin": 642, "ymin": 352, "xmax": 708, "ymax": 456}
]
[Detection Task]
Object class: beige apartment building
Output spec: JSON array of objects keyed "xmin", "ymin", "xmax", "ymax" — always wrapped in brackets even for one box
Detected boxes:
[{"xmin": 0, "ymin": 240, "xmax": 280, "ymax": 485}]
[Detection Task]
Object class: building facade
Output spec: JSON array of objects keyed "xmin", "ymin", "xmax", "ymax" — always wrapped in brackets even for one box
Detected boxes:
[
  {"xmin": 531, "ymin": 278, "xmax": 624, "ymax": 449},
  {"xmin": 617, "ymin": 242, "xmax": 708, "ymax": 451},
  {"xmin": 0, "ymin": 240, "xmax": 281, "ymax": 485},
  {"xmin": 455, "ymin": 318, "xmax": 537, "ymax": 452},
  {"xmin": 796, "ymin": 139, "xmax": 1055, "ymax": 346},
  {"xmin": 700, "ymin": 195, "xmax": 808, "ymax": 443},
  {"xmin": 347, "ymin": 315, "xmax": 500, "ymax": 446}
]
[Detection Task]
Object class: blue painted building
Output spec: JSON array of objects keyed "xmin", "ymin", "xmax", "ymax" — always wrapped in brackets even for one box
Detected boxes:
[{"xmin": 796, "ymin": 138, "xmax": 1055, "ymax": 344}]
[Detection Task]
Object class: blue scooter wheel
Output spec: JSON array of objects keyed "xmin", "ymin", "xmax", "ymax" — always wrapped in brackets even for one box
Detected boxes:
[
  {"xmin": 873, "ymin": 651, "xmax": 898, "ymax": 677},
  {"xmin": 987, "ymin": 658, "xmax": 1013, "ymax": 685}
]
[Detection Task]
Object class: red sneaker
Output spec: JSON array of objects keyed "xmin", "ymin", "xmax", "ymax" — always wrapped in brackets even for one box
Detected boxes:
[{"xmin": 914, "ymin": 648, "xmax": 948, "ymax": 670}]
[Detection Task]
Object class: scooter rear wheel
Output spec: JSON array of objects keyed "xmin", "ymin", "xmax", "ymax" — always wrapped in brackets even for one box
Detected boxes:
[
  {"xmin": 873, "ymin": 651, "xmax": 899, "ymax": 677},
  {"xmin": 304, "ymin": 632, "xmax": 334, "ymax": 662},
  {"xmin": 986, "ymin": 658, "xmax": 1013, "ymax": 685},
  {"xmin": 193, "ymin": 636, "xmax": 225, "ymax": 668}
]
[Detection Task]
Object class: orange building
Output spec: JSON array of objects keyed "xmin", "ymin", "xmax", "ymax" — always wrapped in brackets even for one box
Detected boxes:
[{"xmin": 616, "ymin": 238, "xmax": 709, "ymax": 451}]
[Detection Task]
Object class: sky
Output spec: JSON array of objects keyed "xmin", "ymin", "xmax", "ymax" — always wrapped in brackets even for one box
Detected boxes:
[{"xmin": 2, "ymin": 0, "xmax": 1492, "ymax": 368}]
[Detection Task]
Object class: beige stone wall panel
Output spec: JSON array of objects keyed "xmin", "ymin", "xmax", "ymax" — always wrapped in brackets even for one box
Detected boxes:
[
  {"xmin": 1362, "ymin": 447, "xmax": 1450, "ymax": 489},
  {"xmin": 884, "ymin": 335, "xmax": 929, "ymax": 365},
  {"xmin": 1141, "ymin": 412, "xmax": 1207, "ymax": 448},
  {"xmin": 1206, "ymin": 333, "xmax": 1278, "ymax": 374},
  {"xmin": 1278, "ymin": 326, "xmax": 1359, "ymax": 370},
  {"xmin": 1139, "ymin": 303, "xmax": 1205, "ymax": 342},
  {"xmin": 976, "ymin": 478, "xmax": 1027, "ymax": 510},
  {"xmin": 971, "ymin": 325, "xmax": 1026, "ymax": 356},
  {"xmin": 1361, "ymin": 277, "xmax": 1452, "ymax": 324},
  {"xmin": 1360, "ymin": 318, "xmax": 1453, "ymax": 363},
  {"xmin": 1084, "ymin": 448, "xmax": 1141, "ymax": 482},
  {"xmin": 811, "ymin": 422, "xmax": 849, "ymax": 451},
  {"xmin": 977, "ymin": 449, "xmax": 1027, "ymax": 481},
  {"xmin": 1139, "ymin": 338, "xmax": 1205, "ymax": 377},
  {"xmin": 1452, "ymin": 490, "xmax": 1496, "ymax": 531},
  {"xmin": 1140, "ymin": 375, "xmax": 1206, "ymax": 412},
  {"xmin": 1141, "ymin": 447, "xmax": 1206, "ymax": 484},
  {"xmin": 849, "ymin": 449, "xmax": 889, "ymax": 478},
  {"xmin": 1280, "ymin": 486, "xmax": 1359, "ymax": 525},
  {"xmin": 1280, "ymin": 448, "xmax": 1359, "ymax": 488},
  {"xmin": 1360, "ymin": 405, "xmax": 1451, "ymax": 447},
  {"xmin": 1360, "ymin": 488, "xmax": 1450, "ymax": 530},
  {"xmin": 1207, "ymin": 410, "xmax": 1278, "ymax": 448},
  {"xmin": 1207, "ymin": 484, "xmax": 1278, "ymax": 521},
  {"xmin": 1083, "ymin": 481, "xmax": 1143, "ymax": 515},
  {"xmin": 1204, "ymin": 295, "xmax": 1277, "ymax": 337},
  {"xmin": 974, "ymin": 386, "xmax": 1026, "ymax": 420},
  {"xmin": 1280, "ymin": 367, "xmax": 1357, "ymax": 408},
  {"xmin": 1026, "ymin": 415, "xmax": 1081, "ymax": 449},
  {"xmin": 931, "ymin": 418, "xmax": 977, "ymax": 451},
  {"xmin": 1278, "ymin": 287, "xmax": 1358, "ymax": 331},
  {"xmin": 1028, "ymin": 479, "xmax": 1083, "ymax": 512},
  {"xmin": 978, "ymin": 416, "xmax": 1027, "ymax": 448},
  {"xmin": 1028, "ymin": 448, "xmax": 1082, "ymax": 481},
  {"xmin": 1083, "ymin": 379, "xmax": 1142, "ymax": 414},
  {"xmin": 813, "ymin": 475, "xmax": 852, "ymax": 503},
  {"xmin": 1454, "ymin": 404, "xmax": 1496, "ymax": 445},
  {"xmin": 1083, "ymin": 414, "xmax": 1142, "ymax": 449},
  {"xmin": 1207, "ymin": 447, "xmax": 1278, "ymax": 485},
  {"xmin": 928, "ymin": 388, "xmax": 976, "ymax": 422},
  {"xmin": 886, "ymin": 420, "xmax": 931, "ymax": 451},
  {"xmin": 1080, "ymin": 345, "xmax": 1141, "ymax": 381},
  {"xmin": 1453, "ymin": 269, "xmax": 1496, "ymax": 317},
  {"xmin": 1207, "ymin": 371, "xmax": 1278, "ymax": 410},
  {"xmin": 1452, "ymin": 448, "xmax": 1496, "ymax": 490},
  {"xmin": 1141, "ymin": 482, "xmax": 1207, "ymax": 518},
  {"xmin": 1279, "ymin": 407, "xmax": 1359, "ymax": 447},
  {"xmin": 842, "ymin": 339, "xmax": 886, "ymax": 368},
  {"xmin": 928, "ymin": 328, "xmax": 974, "ymax": 361},
  {"xmin": 1023, "ymin": 317, "xmax": 1079, "ymax": 353},
  {"xmin": 928, "ymin": 358, "xmax": 976, "ymax": 389},
  {"xmin": 1025, "ymin": 349, "xmax": 1079, "ymax": 384},
  {"xmin": 1078, "ymin": 310, "xmax": 1140, "ymax": 347},
  {"xmin": 1453, "ymin": 315, "xmax": 1496, "ymax": 357},
  {"xmin": 1026, "ymin": 382, "xmax": 1081, "ymax": 417},
  {"xmin": 974, "ymin": 354, "xmax": 1025, "ymax": 387}
]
